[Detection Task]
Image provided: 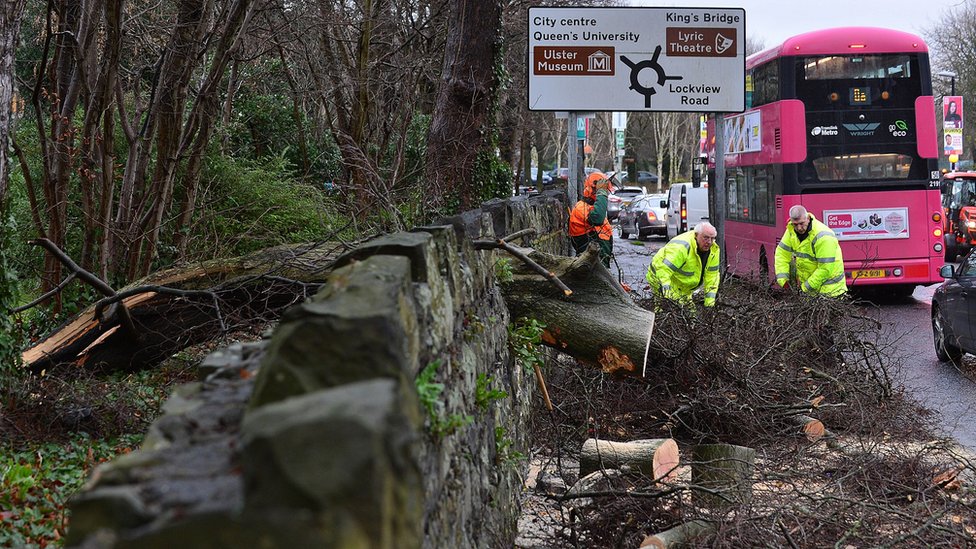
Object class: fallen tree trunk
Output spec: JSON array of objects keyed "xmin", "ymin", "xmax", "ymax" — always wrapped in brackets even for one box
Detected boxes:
[
  {"xmin": 579, "ymin": 438, "xmax": 680, "ymax": 482},
  {"xmin": 22, "ymin": 243, "xmax": 336, "ymax": 373},
  {"xmin": 497, "ymin": 245, "xmax": 657, "ymax": 376},
  {"xmin": 639, "ymin": 519, "xmax": 715, "ymax": 548}
]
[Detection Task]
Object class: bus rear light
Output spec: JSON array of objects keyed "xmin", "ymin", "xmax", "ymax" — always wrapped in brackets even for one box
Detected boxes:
[
  {"xmin": 893, "ymin": 268, "xmax": 903, "ymax": 276},
  {"xmin": 935, "ymin": 243, "xmax": 944, "ymax": 252},
  {"xmin": 933, "ymin": 212, "xmax": 942, "ymax": 222},
  {"xmin": 829, "ymin": 92, "xmax": 839, "ymax": 102},
  {"xmin": 881, "ymin": 91, "xmax": 890, "ymax": 100},
  {"xmin": 934, "ymin": 228, "xmax": 943, "ymax": 237}
]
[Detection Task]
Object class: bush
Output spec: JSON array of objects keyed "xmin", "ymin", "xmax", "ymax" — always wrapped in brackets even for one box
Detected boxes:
[{"xmin": 188, "ymin": 151, "xmax": 349, "ymax": 259}]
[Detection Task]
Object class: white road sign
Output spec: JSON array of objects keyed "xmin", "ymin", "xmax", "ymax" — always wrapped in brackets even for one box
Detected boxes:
[{"xmin": 528, "ymin": 7, "xmax": 746, "ymax": 112}]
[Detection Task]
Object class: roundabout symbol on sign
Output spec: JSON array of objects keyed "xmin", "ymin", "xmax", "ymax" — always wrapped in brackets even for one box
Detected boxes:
[{"xmin": 620, "ymin": 46, "xmax": 683, "ymax": 108}]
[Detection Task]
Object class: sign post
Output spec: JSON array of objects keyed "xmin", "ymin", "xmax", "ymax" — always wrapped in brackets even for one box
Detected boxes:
[
  {"xmin": 558, "ymin": 111, "xmax": 596, "ymax": 202},
  {"xmin": 612, "ymin": 112, "xmax": 627, "ymax": 179},
  {"xmin": 713, "ymin": 114, "xmax": 726, "ymax": 270}
]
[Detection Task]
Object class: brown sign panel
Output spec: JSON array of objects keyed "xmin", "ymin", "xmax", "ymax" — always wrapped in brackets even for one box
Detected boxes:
[
  {"xmin": 665, "ymin": 27, "xmax": 737, "ymax": 58},
  {"xmin": 533, "ymin": 46, "xmax": 616, "ymax": 76}
]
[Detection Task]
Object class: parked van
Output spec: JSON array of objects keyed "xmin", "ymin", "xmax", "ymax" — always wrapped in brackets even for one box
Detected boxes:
[{"xmin": 664, "ymin": 182, "xmax": 709, "ymax": 239}]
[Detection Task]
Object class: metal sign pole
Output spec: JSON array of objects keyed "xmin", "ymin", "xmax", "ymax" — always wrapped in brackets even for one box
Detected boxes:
[
  {"xmin": 567, "ymin": 112, "xmax": 578, "ymax": 204},
  {"xmin": 713, "ymin": 114, "xmax": 726, "ymax": 270}
]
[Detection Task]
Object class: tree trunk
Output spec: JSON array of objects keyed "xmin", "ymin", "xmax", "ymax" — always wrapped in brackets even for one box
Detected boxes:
[
  {"xmin": 22, "ymin": 243, "xmax": 337, "ymax": 374},
  {"xmin": 639, "ymin": 519, "xmax": 715, "ymax": 548},
  {"xmin": 0, "ymin": 0, "xmax": 26, "ymax": 205},
  {"xmin": 691, "ymin": 443, "xmax": 755, "ymax": 509},
  {"xmin": 579, "ymin": 438, "xmax": 679, "ymax": 482},
  {"xmin": 498, "ymin": 245, "xmax": 657, "ymax": 376},
  {"xmin": 423, "ymin": 0, "xmax": 502, "ymax": 212}
]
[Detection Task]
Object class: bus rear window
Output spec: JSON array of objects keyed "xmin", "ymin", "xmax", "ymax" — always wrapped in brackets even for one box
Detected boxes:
[
  {"xmin": 803, "ymin": 55, "xmax": 913, "ymax": 80},
  {"xmin": 812, "ymin": 153, "xmax": 912, "ymax": 181}
]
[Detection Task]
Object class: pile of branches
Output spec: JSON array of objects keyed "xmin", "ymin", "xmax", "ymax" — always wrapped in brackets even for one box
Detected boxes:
[{"xmin": 521, "ymin": 278, "xmax": 976, "ymax": 548}]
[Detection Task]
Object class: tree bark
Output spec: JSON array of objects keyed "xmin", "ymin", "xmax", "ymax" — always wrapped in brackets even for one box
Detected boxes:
[
  {"xmin": 691, "ymin": 443, "xmax": 755, "ymax": 509},
  {"xmin": 423, "ymin": 0, "xmax": 502, "ymax": 212},
  {"xmin": 497, "ymin": 245, "xmax": 657, "ymax": 376},
  {"xmin": 0, "ymin": 0, "xmax": 26, "ymax": 205},
  {"xmin": 579, "ymin": 438, "xmax": 680, "ymax": 482},
  {"xmin": 639, "ymin": 519, "xmax": 715, "ymax": 548}
]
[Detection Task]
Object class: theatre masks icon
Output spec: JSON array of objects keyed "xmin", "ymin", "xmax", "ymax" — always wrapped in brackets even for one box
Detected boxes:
[{"xmin": 715, "ymin": 33, "xmax": 734, "ymax": 54}]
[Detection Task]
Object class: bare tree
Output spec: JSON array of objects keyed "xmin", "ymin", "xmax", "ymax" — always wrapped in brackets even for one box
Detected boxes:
[{"xmin": 924, "ymin": 3, "xmax": 976, "ymax": 159}]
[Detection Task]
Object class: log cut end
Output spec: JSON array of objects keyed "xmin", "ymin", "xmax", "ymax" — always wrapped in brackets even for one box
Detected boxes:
[
  {"xmin": 598, "ymin": 345, "xmax": 636, "ymax": 375},
  {"xmin": 802, "ymin": 418, "xmax": 826, "ymax": 442},
  {"xmin": 652, "ymin": 438, "xmax": 680, "ymax": 482}
]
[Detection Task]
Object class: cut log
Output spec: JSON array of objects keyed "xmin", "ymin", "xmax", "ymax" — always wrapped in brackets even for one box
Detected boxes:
[
  {"xmin": 639, "ymin": 519, "xmax": 715, "ymax": 548},
  {"xmin": 790, "ymin": 414, "xmax": 826, "ymax": 442},
  {"xmin": 579, "ymin": 438, "xmax": 679, "ymax": 482},
  {"xmin": 691, "ymin": 443, "xmax": 755, "ymax": 509},
  {"xmin": 22, "ymin": 243, "xmax": 337, "ymax": 373},
  {"xmin": 498, "ymin": 244, "xmax": 657, "ymax": 376},
  {"xmin": 788, "ymin": 414, "xmax": 850, "ymax": 452}
]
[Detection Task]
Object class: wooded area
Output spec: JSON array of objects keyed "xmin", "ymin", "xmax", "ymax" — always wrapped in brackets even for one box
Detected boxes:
[
  {"xmin": 3, "ymin": 2, "xmax": 976, "ymax": 547},
  {"xmin": 0, "ymin": 0, "xmax": 707, "ymax": 328}
]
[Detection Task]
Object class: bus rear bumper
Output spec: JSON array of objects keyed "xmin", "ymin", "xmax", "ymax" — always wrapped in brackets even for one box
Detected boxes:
[{"xmin": 844, "ymin": 259, "xmax": 941, "ymax": 287}]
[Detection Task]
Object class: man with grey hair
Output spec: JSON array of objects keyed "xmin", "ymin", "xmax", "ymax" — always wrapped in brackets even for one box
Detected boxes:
[
  {"xmin": 646, "ymin": 221, "xmax": 721, "ymax": 307},
  {"xmin": 774, "ymin": 205, "xmax": 847, "ymax": 296}
]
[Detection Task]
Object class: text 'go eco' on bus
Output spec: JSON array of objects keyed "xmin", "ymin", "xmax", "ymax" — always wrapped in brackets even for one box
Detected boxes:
[{"xmin": 706, "ymin": 27, "xmax": 943, "ymax": 296}]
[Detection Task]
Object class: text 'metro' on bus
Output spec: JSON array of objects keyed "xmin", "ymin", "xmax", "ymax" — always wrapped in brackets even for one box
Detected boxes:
[{"xmin": 707, "ymin": 27, "xmax": 942, "ymax": 296}]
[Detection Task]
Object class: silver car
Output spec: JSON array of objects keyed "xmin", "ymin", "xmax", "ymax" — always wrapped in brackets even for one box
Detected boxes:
[
  {"xmin": 618, "ymin": 193, "xmax": 668, "ymax": 240},
  {"xmin": 607, "ymin": 186, "xmax": 646, "ymax": 222}
]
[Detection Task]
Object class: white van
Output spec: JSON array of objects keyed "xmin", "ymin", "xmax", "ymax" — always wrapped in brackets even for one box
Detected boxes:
[{"xmin": 664, "ymin": 182, "xmax": 710, "ymax": 239}]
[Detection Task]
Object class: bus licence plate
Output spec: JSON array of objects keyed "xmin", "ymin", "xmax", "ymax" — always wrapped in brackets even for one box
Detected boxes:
[{"xmin": 850, "ymin": 269, "xmax": 885, "ymax": 279}]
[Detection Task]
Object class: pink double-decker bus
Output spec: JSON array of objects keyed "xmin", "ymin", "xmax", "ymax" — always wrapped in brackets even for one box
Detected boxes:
[{"xmin": 707, "ymin": 27, "xmax": 943, "ymax": 296}]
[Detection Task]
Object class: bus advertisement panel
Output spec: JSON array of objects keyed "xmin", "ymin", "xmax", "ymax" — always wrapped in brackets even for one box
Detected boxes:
[{"xmin": 708, "ymin": 27, "xmax": 943, "ymax": 294}]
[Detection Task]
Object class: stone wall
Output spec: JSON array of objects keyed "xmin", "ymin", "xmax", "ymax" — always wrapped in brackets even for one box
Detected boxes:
[{"xmin": 65, "ymin": 192, "xmax": 570, "ymax": 548}]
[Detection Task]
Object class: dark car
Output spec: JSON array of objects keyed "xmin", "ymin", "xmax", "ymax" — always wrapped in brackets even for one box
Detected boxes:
[
  {"xmin": 607, "ymin": 186, "xmax": 645, "ymax": 221},
  {"xmin": 516, "ymin": 168, "xmax": 552, "ymax": 195},
  {"xmin": 618, "ymin": 193, "xmax": 667, "ymax": 240},
  {"xmin": 932, "ymin": 251, "xmax": 976, "ymax": 363},
  {"xmin": 620, "ymin": 170, "xmax": 659, "ymax": 187}
]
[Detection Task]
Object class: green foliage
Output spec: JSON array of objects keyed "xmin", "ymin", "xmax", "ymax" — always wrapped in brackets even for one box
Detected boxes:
[
  {"xmin": 508, "ymin": 317, "xmax": 547, "ymax": 373},
  {"xmin": 494, "ymin": 257, "xmax": 514, "ymax": 283},
  {"xmin": 0, "ymin": 212, "xmax": 23, "ymax": 393},
  {"xmin": 475, "ymin": 373, "xmax": 508, "ymax": 411},
  {"xmin": 0, "ymin": 432, "xmax": 143, "ymax": 548},
  {"xmin": 472, "ymin": 149, "xmax": 513, "ymax": 204},
  {"xmin": 494, "ymin": 426, "xmax": 525, "ymax": 469},
  {"xmin": 194, "ymin": 151, "xmax": 346, "ymax": 258},
  {"xmin": 415, "ymin": 360, "xmax": 472, "ymax": 438}
]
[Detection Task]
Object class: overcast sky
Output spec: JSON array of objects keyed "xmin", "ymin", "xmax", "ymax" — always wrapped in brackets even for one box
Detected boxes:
[{"xmin": 627, "ymin": 0, "xmax": 962, "ymax": 49}]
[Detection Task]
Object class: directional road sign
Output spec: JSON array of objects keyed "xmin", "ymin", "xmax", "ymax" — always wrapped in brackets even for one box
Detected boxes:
[{"xmin": 528, "ymin": 7, "xmax": 746, "ymax": 112}]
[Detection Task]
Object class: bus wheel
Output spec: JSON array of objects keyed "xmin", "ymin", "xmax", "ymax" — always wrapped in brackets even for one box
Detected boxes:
[{"xmin": 944, "ymin": 234, "xmax": 958, "ymax": 262}]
